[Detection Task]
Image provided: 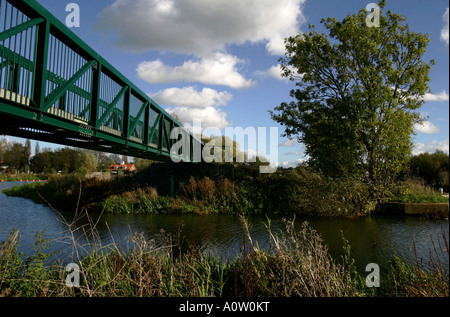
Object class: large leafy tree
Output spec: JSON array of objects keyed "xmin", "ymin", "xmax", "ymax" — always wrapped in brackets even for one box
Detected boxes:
[{"xmin": 270, "ymin": 1, "xmax": 435, "ymax": 200}]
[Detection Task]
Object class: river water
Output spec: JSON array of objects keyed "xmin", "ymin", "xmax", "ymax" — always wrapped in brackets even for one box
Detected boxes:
[{"xmin": 1, "ymin": 181, "xmax": 448, "ymax": 274}]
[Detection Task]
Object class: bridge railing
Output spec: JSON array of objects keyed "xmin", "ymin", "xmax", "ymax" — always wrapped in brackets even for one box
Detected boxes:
[{"xmin": 0, "ymin": 0, "xmax": 202, "ymax": 162}]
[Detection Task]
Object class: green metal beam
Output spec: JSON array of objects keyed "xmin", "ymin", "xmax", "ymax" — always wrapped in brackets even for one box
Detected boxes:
[
  {"xmin": 43, "ymin": 60, "xmax": 95, "ymax": 112},
  {"xmin": 0, "ymin": 0, "xmax": 203, "ymax": 163},
  {"xmin": 97, "ymin": 86, "xmax": 128, "ymax": 126},
  {"xmin": 0, "ymin": 17, "xmax": 44, "ymax": 42},
  {"xmin": 149, "ymin": 113, "xmax": 162, "ymax": 146},
  {"xmin": 128, "ymin": 101, "xmax": 148, "ymax": 139},
  {"xmin": 32, "ymin": 20, "xmax": 50, "ymax": 110}
]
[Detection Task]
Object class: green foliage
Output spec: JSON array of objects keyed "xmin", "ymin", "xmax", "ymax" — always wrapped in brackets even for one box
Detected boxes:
[
  {"xmin": 0, "ymin": 139, "xmax": 32, "ymax": 173},
  {"xmin": 257, "ymin": 168, "xmax": 377, "ymax": 216},
  {"xmin": 270, "ymin": 0, "xmax": 435, "ymax": 201},
  {"xmin": 5, "ymin": 167, "xmax": 380, "ymax": 217},
  {"xmin": 102, "ymin": 188, "xmax": 175, "ymax": 215},
  {"xmin": 1, "ymin": 218, "xmax": 447, "ymax": 297},
  {"xmin": 409, "ymin": 150, "xmax": 449, "ymax": 188},
  {"xmin": 3, "ymin": 174, "xmax": 134, "ymax": 212},
  {"xmin": 0, "ymin": 230, "xmax": 60, "ymax": 297},
  {"xmin": 391, "ymin": 178, "xmax": 449, "ymax": 203}
]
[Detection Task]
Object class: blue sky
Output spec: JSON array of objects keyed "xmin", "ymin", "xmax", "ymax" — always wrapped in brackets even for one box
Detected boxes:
[{"xmin": 13, "ymin": 0, "xmax": 450, "ymax": 167}]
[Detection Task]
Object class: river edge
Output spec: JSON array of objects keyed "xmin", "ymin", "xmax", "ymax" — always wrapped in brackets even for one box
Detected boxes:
[
  {"xmin": 3, "ymin": 179, "xmax": 449, "ymax": 221},
  {"xmin": 1, "ymin": 181, "xmax": 449, "ymax": 297},
  {"xmin": 378, "ymin": 202, "xmax": 449, "ymax": 218}
]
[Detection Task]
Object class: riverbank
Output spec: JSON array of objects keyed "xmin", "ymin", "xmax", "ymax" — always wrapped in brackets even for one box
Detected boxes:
[
  {"xmin": 3, "ymin": 171, "xmax": 449, "ymax": 219},
  {"xmin": 0, "ymin": 215, "xmax": 448, "ymax": 297},
  {"xmin": 378, "ymin": 202, "xmax": 449, "ymax": 218},
  {"xmin": 2, "ymin": 167, "xmax": 381, "ymax": 217},
  {"xmin": 0, "ymin": 174, "xmax": 47, "ymax": 182}
]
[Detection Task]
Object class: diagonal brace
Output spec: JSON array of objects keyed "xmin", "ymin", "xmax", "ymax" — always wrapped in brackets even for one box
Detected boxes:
[
  {"xmin": 98, "ymin": 86, "xmax": 128, "ymax": 126},
  {"xmin": 148, "ymin": 113, "xmax": 162, "ymax": 145},
  {"xmin": 128, "ymin": 102, "xmax": 148, "ymax": 138},
  {"xmin": 0, "ymin": 18, "xmax": 44, "ymax": 42},
  {"xmin": 43, "ymin": 60, "xmax": 95, "ymax": 112},
  {"xmin": 162, "ymin": 115, "xmax": 171, "ymax": 149}
]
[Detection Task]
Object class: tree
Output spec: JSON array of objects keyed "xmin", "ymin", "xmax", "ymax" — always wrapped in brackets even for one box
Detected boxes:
[
  {"xmin": 200, "ymin": 135, "xmax": 246, "ymax": 164},
  {"xmin": 3, "ymin": 142, "xmax": 24, "ymax": 172},
  {"xmin": 409, "ymin": 151, "xmax": 449, "ymax": 188},
  {"xmin": 77, "ymin": 150, "xmax": 98, "ymax": 175},
  {"xmin": 133, "ymin": 157, "xmax": 153, "ymax": 170},
  {"xmin": 23, "ymin": 139, "xmax": 32, "ymax": 172},
  {"xmin": 0, "ymin": 138, "xmax": 7, "ymax": 164},
  {"xmin": 35, "ymin": 142, "xmax": 40, "ymax": 156},
  {"xmin": 270, "ymin": 0, "xmax": 435, "ymax": 201}
]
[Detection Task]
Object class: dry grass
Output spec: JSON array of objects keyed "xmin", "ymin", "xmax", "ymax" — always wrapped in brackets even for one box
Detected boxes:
[
  {"xmin": 1, "ymin": 210, "xmax": 448, "ymax": 297},
  {"xmin": 226, "ymin": 216, "xmax": 360, "ymax": 297}
]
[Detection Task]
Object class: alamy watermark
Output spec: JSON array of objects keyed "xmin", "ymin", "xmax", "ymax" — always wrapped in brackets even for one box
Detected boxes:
[
  {"xmin": 65, "ymin": 263, "xmax": 80, "ymax": 288},
  {"xmin": 366, "ymin": 3, "xmax": 380, "ymax": 28},
  {"xmin": 365, "ymin": 263, "xmax": 380, "ymax": 288},
  {"xmin": 170, "ymin": 120, "xmax": 279, "ymax": 174},
  {"xmin": 65, "ymin": 3, "xmax": 80, "ymax": 28}
]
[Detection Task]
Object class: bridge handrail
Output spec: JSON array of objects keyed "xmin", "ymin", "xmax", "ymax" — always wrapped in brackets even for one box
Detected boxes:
[{"xmin": 1, "ymin": 0, "xmax": 202, "ymax": 161}]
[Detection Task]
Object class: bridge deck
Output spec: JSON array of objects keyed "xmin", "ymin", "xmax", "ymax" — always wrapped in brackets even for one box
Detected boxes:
[{"xmin": 0, "ymin": 0, "xmax": 202, "ymax": 162}]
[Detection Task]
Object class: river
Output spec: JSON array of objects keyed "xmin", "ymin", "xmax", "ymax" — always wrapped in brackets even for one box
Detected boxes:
[{"xmin": 1, "ymin": 181, "xmax": 448, "ymax": 274}]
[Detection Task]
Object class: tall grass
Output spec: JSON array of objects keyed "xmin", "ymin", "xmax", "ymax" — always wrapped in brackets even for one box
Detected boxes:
[
  {"xmin": 391, "ymin": 178, "xmax": 449, "ymax": 203},
  {"xmin": 1, "ymin": 211, "xmax": 448, "ymax": 297}
]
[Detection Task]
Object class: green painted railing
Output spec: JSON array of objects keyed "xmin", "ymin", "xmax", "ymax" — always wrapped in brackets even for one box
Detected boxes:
[{"xmin": 0, "ymin": 0, "xmax": 202, "ymax": 162}]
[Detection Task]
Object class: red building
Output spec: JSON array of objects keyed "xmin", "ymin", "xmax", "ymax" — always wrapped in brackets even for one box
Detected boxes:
[{"xmin": 108, "ymin": 163, "xmax": 137, "ymax": 174}]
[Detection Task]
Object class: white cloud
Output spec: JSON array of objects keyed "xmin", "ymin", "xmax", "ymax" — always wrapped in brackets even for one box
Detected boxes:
[
  {"xmin": 95, "ymin": 0, "xmax": 305, "ymax": 56},
  {"xmin": 245, "ymin": 149, "xmax": 268, "ymax": 162},
  {"xmin": 151, "ymin": 86, "xmax": 233, "ymax": 130},
  {"xmin": 280, "ymin": 158, "xmax": 306, "ymax": 168},
  {"xmin": 255, "ymin": 65, "xmax": 286, "ymax": 81},
  {"xmin": 137, "ymin": 53, "xmax": 254, "ymax": 89},
  {"xmin": 414, "ymin": 121, "xmax": 440, "ymax": 134},
  {"xmin": 280, "ymin": 139, "xmax": 300, "ymax": 147},
  {"xmin": 441, "ymin": 7, "xmax": 449, "ymax": 47},
  {"xmin": 285, "ymin": 151, "xmax": 304, "ymax": 156},
  {"xmin": 255, "ymin": 64, "xmax": 304, "ymax": 81},
  {"xmin": 150, "ymin": 87, "xmax": 232, "ymax": 108},
  {"xmin": 413, "ymin": 139, "xmax": 449, "ymax": 155},
  {"xmin": 423, "ymin": 90, "xmax": 449, "ymax": 102},
  {"xmin": 166, "ymin": 106, "xmax": 231, "ymax": 131}
]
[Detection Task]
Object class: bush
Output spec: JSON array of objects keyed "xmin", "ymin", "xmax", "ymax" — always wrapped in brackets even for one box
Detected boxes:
[
  {"xmin": 257, "ymin": 169, "xmax": 376, "ymax": 216},
  {"xmin": 409, "ymin": 150, "xmax": 449, "ymax": 188},
  {"xmin": 391, "ymin": 178, "xmax": 449, "ymax": 203}
]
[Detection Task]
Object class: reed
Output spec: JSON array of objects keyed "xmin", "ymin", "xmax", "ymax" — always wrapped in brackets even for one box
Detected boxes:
[{"xmin": 1, "ymin": 211, "xmax": 447, "ymax": 297}]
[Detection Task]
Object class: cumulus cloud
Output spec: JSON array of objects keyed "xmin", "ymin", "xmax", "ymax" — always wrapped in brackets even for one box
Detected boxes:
[
  {"xmin": 137, "ymin": 53, "xmax": 254, "ymax": 89},
  {"xmin": 414, "ymin": 121, "xmax": 441, "ymax": 134},
  {"xmin": 255, "ymin": 65, "xmax": 286, "ymax": 81},
  {"xmin": 423, "ymin": 90, "xmax": 449, "ymax": 102},
  {"xmin": 413, "ymin": 139, "xmax": 449, "ymax": 155},
  {"xmin": 150, "ymin": 87, "xmax": 232, "ymax": 108},
  {"xmin": 166, "ymin": 106, "xmax": 231, "ymax": 131},
  {"xmin": 441, "ymin": 7, "xmax": 449, "ymax": 47},
  {"xmin": 280, "ymin": 158, "xmax": 306, "ymax": 168},
  {"xmin": 279, "ymin": 138, "xmax": 300, "ymax": 147},
  {"xmin": 255, "ymin": 64, "xmax": 304, "ymax": 81},
  {"xmin": 95, "ymin": 0, "xmax": 305, "ymax": 56},
  {"xmin": 151, "ymin": 86, "xmax": 232, "ymax": 130}
]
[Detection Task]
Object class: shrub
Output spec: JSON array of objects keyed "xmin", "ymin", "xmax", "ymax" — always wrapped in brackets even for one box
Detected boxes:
[
  {"xmin": 391, "ymin": 178, "xmax": 449, "ymax": 203},
  {"xmin": 257, "ymin": 169, "xmax": 376, "ymax": 216}
]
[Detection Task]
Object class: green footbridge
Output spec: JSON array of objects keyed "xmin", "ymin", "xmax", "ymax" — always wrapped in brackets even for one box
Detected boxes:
[{"xmin": 0, "ymin": 0, "xmax": 202, "ymax": 162}]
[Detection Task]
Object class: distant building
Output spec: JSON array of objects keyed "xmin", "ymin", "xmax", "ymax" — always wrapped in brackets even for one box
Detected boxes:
[{"xmin": 108, "ymin": 163, "xmax": 137, "ymax": 175}]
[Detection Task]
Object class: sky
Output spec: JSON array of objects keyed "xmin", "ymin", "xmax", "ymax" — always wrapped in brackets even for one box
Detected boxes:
[{"xmin": 7, "ymin": 0, "xmax": 450, "ymax": 167}]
